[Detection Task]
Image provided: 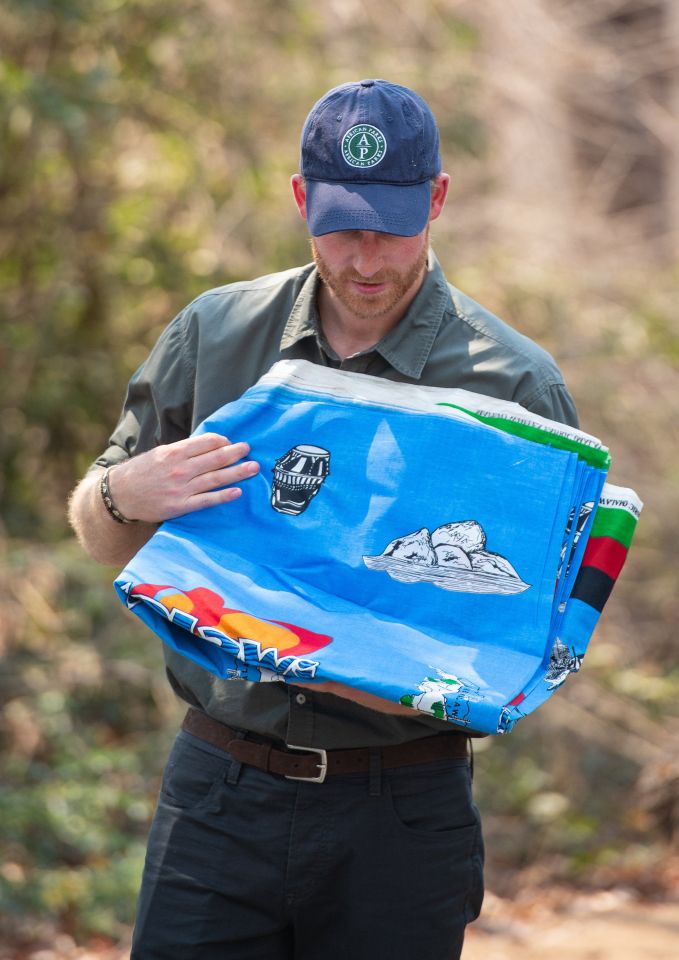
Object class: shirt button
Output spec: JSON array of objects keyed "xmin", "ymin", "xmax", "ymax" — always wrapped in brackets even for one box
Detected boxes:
[{"xmin": 295, "ymin": 693, "xmax": 307, "ymax": 706}]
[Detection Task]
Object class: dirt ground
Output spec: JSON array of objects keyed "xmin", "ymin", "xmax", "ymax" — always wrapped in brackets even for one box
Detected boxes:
[
  {"xmin": 5, "ymin": 890, "xmax": 679, "ymax": 959},
  {"xmin": 463, "ymin": 890, "xmax": 679, "ymax": 960}
]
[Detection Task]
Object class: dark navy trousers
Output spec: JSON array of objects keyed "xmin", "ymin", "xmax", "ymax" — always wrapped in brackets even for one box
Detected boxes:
[{"xmin": 131, "ymin": 730, "xmax": 484, "ymax": 959}]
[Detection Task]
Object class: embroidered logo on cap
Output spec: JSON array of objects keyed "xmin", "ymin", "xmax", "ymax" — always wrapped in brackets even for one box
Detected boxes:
[{"xmin": 341, "ymin": 124, "xmax": 387, "ymax": 168}]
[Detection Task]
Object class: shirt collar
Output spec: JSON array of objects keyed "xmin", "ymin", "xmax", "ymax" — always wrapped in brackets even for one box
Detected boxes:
[
  {"xmin": 279, "ymin": 265, "xmax": 322, "ymax": 352},
  {"xmin": 279, "ymin": 251, "xmax": 451, "ymax": 380}
]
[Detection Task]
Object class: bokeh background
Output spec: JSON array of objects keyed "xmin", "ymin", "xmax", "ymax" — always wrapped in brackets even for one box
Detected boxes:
[{"xmin": 1, "ymin": 0, "xmax": 678, "ymax": 953}]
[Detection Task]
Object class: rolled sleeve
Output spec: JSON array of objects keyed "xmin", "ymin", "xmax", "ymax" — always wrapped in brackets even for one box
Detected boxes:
[{"xmin": 92, "ymin": 310, "xmax": 195, "ymax": 471}]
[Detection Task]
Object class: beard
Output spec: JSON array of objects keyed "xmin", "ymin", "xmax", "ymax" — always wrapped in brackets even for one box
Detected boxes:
[{"xmin": 311, "ymin": 234, "xmax": 429, "ymax": 321}]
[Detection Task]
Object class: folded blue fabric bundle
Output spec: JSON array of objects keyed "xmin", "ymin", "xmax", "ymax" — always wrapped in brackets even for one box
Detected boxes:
[{"xmin": 115, "ymin": 360, "xmax": 641, "ymax": 735}]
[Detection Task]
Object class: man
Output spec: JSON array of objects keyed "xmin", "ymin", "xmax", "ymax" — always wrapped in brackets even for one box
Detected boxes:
[{"xmin": 69, "ymin": 79, "xmax": 578, "ymax": 959}]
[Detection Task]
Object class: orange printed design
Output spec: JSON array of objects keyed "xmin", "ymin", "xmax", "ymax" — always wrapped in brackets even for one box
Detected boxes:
[{"xmin": 122, "ymin": 582, "xmax": 332, "ymax": 680}]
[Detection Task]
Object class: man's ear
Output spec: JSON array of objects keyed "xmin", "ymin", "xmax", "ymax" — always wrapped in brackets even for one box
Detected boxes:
[
  {"xmin": 291, "ymin": 175, "xmax": 308, "ymax": 220},
  {"xmin": 429, "ymin": 173, "xmax": 450, "ymax": 222}
]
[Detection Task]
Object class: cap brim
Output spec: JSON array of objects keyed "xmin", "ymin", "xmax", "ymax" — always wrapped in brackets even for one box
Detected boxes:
[{"xmin": 305, "ymin": 180, "xmax": 431, "ymax": 237}]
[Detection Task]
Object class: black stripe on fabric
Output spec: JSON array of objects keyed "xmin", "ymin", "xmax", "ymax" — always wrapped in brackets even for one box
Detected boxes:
[{"xmin": 571, "ymin": 566, "xmax": 615, "ymax": 613}]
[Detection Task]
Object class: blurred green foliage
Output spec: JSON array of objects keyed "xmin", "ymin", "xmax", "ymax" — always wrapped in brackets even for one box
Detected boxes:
[
  {"xmin": 0, "ymin": 540, "xmax": 183, "ymax": 942},
  {"xmin": 1, "ymin": 0, "xmax": 678, "ymax": 951}
]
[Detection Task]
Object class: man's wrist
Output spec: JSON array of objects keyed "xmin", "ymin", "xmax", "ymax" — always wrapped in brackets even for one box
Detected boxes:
[{"xmin": 100, "ymin": 466, "xmax": 138, "ymax": 524}]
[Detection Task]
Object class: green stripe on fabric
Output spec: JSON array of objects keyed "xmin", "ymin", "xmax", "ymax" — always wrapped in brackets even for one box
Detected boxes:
[
  {"xmin": 590, "ymin": 506, "xmax": 638, "ymax": 549},
  {"xmin": 436, "ymin": 403, "xmax": 611, "ymax": 469}
]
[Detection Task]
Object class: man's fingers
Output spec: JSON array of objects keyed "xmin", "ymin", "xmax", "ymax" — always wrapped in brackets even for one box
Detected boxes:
[
  {"xmin": 186, "ymin": 485, "xmax": 245, "ymax": 512},
  {"xmin": 179, "ymin": 432, "xmax": 234, "ymax": 457},
  {"xmin": 188, "ymin": 440, "xmax": 253, "ymax": 476},
  {"xmin": 163, "ymin": 436, "xmax": 258, "ymax": 490},
  {"xmin": 187, "ymin": 459, "xmax": 260, "ymax": 496}
]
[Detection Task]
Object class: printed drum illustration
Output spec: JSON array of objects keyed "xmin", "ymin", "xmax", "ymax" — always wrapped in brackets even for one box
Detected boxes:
[{"xmin": 271, "ymin": 445, "xmax": 331, "ymax": 515}]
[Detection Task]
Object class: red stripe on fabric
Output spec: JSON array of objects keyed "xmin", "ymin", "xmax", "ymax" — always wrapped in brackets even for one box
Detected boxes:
[
  {"xmin": 131, "ymin": 583, "xmax": 172, "ymax": 598},
  {"xmin": 582, "ymin": 536, "xmax": 628, "ymax": 580},
  {"xmin": 272, "ymin": 619, "xmax": 333, "ymax": 655}
]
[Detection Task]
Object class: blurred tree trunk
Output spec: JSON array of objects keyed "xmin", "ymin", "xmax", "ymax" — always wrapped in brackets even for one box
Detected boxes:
[
  {"xmin": 476, "ymin": 0, "xmax": 577, "ymax": 262},
  {"xmin": 668, "ymin": 0, "xmax": 679, "ymax": 259},
  {"xmin": 471, "ymin": 0, "xmax": 678, "ymax": 264}
]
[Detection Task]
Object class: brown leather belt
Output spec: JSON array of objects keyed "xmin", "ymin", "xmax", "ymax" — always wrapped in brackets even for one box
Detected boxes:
[{"xmin": 182, "ymin": 707, "xmax": 468, "ymax": 784}]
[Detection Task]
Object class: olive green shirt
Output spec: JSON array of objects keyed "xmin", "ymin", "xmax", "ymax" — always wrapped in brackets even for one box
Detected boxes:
[{"xmin": 96, "ymin": 253, "xmax": 578, "ymax": 748}]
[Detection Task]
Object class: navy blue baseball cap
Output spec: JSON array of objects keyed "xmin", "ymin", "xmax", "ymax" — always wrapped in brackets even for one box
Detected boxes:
[{"xmin": 300, "ymin": 79, "xmax": 442, "ymax": 237}]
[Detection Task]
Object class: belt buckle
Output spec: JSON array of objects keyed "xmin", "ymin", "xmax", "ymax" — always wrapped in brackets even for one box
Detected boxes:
[{"xmin": 284, "ymin": 744, "xmax": 328, "ymax": 784}]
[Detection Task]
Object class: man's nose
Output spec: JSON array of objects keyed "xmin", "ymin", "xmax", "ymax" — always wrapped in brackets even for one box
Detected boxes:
[{"xmin": 353, "ymin": 233, "xmax": 384, "ymax": 278}]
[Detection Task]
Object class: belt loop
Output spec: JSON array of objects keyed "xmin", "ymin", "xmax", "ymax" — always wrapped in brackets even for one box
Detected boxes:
[
  {"xmin": 467, "ymin": 737, "xmax": 474, "ymax": 782},
  {"xmin": 227, "ymin": 730, "xmax": 247, "ymax": 786},
  {"xmin": 369, "ymin": 748, "xmax": 382, "ymax": 797}
]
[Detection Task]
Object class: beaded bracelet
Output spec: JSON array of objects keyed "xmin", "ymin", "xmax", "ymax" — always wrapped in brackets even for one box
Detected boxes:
[{"xmin": 100, "ymin": 466, "xmax": 138, "ymax": 524}]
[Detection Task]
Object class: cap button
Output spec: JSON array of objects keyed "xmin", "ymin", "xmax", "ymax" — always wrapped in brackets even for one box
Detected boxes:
[{"xmin": 360, "ymin": 80, "xmax": 375, "ymax": 87}]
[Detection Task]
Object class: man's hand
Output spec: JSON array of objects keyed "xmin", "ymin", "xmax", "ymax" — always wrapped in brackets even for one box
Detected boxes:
[
  {"xmin": 108, "ymin": 432, "xmax": 260, "ymax": 524},
  {"xmin": 68, "ymin": 433, "xmax": 260, "ymax": 566}
]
